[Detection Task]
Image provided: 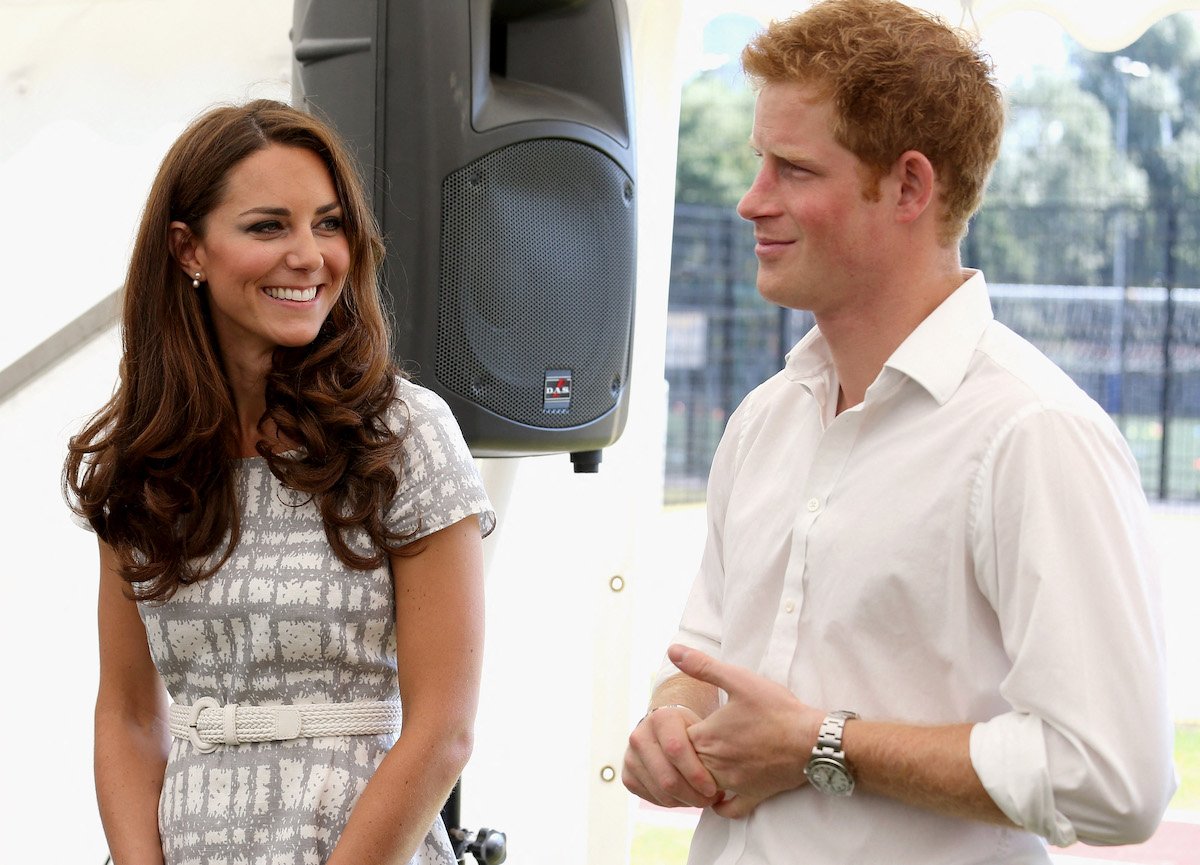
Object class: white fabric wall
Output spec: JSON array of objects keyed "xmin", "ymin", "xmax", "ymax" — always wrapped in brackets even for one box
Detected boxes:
[
  {"xmin": 0, "ymin": 1, "xmax": 681, "ymax": 862},
  {"xmin": 1, "ymin": 4, "xmax": 295, "ymax": 862}
]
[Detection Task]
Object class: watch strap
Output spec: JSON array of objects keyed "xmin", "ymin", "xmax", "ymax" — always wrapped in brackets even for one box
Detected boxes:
[{"xmin": 812, "ymin": 709, "xmax": 858, "ymax": 756}]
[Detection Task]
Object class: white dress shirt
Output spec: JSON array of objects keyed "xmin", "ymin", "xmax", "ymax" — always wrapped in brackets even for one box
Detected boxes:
[{"xmin": 666, "ymin": 271, "xmax": 1175, "ymax": 865}]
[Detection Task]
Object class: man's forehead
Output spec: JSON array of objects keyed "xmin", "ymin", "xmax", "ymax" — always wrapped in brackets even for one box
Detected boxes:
[
  {"xmin": 749, "ymin": 84, "xmax": 837, "ymax": 147},
  {"xmin": 755, "ymin": 79, "xmax": 832, "ymax": 111}
]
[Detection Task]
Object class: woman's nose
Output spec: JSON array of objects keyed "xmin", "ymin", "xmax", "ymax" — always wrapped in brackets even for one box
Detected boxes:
[{"xmin": 286, "ymin": 229, "xmax": 324, "ymax": 272}]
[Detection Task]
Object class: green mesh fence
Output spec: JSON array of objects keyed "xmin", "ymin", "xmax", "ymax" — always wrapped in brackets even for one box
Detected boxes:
[{"xmin": 664, "ymin": 203, "xmax": 1200, "ymax": 505}]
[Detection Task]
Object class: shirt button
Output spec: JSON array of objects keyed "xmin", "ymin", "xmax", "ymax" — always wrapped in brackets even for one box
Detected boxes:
[
  {"xmin": 783, "ymin": 599, "xmax": 796, "ymax": 614},
  {"xmin": 806, "ymin": 497, "xmax": 820, "ymax": 512}
]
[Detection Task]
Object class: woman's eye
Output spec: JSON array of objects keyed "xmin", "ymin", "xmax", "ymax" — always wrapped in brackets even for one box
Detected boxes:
[
  {"xmin": 247, "ymin": 221, "xmax": 283, "ymax": 234},
  {"xmin": 317, "ymin": 216, "xmax": 343, "ymax": 232}
]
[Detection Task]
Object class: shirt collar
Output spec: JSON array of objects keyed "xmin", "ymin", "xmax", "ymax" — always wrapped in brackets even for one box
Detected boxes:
[
  {"xmin": 882, "ymin": 269, "xmax": 994, "ymax": 405},
  {"xmin": 781, "ymin": 270, "xmax": 994, "ymax": 406},
  {"xmin": 783, "ymin": 320, "xmax": 835, "ymax": 386}
]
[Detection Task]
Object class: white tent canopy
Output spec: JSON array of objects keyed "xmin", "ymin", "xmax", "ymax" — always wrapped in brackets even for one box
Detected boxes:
[{"xmin": 682, "ymin": 0, "xmax": 1200, "ymax": 51}]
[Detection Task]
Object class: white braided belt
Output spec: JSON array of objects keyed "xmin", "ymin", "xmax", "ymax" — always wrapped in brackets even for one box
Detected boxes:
[{"xmin": 168, "ymin": 697, "xmax": 402, "ymax": 753}]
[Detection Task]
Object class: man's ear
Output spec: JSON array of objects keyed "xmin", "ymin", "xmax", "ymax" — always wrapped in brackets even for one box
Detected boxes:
[
  {"xmin": 169, "ymin": 221, "xmax": 204, "ymax": 277},
  {"xmin": 892, "ymin": 150, "xmax": 936, "ymax": 226}
]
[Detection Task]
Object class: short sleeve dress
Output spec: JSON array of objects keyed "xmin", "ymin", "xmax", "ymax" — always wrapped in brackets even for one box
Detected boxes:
[{"xmin": 136, "ymin": 380, "xmax": 495, "ymax": 865}]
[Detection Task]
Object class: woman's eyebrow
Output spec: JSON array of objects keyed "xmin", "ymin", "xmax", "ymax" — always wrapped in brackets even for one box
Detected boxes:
[{"xmin": 236, "ymin": 201, "xmax": 340, "ymax": 218}]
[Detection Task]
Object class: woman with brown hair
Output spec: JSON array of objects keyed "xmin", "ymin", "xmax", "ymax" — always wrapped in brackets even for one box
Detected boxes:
[{"xmin": 65, "ymin": 99, "xmax": 494, "ymax": 865}]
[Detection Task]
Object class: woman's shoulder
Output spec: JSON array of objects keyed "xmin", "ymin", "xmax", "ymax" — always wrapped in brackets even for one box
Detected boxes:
[
  {"xmin": 383, "ymin": 376, "xmax": 495, "ymax": 538},
  {"xmin": 392, "ymin": 375, "xmax": 447, "ymax": 408},
  {"xmin": 387, "ymin": 375, "xmax": 456, "ymax": 429},
  {"xmin": 385, "ymin": 376, "xmax": 481, "ymax": 455}
]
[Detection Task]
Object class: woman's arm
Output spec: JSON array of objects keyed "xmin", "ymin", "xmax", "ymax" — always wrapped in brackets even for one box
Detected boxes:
[
  {"xmin": 327, "ymin": 515, "xmax": 485, "ymax": 865},
  {"xmin": 95, "ymin": 540, "xmax": 171, "ymax": 865}
]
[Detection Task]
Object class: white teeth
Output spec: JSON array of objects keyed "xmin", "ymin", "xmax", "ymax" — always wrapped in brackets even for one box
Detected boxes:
[{"xmin": 265, "ymin": 286, "xmax": 317, "ymax": 301}]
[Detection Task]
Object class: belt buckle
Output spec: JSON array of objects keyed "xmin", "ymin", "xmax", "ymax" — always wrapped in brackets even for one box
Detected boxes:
[
  {"xmin": 187, "ymin": 696, "xmax": 221, "ymax": 753},
  {"xmin": 275, "ymin": 707, "xmax": 302, "ymax": 740}
]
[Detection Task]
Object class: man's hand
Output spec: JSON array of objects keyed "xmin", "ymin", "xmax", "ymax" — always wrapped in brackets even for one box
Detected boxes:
[
  {"xmin": 623, "ymin": 703, "xmax": 724, "ymax": 809},
  {"xmin": 669, "ymin": 644, "xmax": 825, "ymax": 818}
]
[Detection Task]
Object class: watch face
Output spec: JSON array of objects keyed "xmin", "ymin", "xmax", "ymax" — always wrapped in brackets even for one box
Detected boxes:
[{"xmin": 806, "ymin": 758, "xmax": 854, "ymax": 796}]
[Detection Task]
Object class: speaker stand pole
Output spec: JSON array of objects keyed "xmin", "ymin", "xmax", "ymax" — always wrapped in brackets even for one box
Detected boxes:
[{"xmin": 441, "ymin": 778, "xmax": 507, "ymax": 865}]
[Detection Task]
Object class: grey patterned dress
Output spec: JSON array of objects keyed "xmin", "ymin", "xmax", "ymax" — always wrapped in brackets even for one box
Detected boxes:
[{"xmin": 137, "ymin": 380, "xmax": 495, "ymax": 865}]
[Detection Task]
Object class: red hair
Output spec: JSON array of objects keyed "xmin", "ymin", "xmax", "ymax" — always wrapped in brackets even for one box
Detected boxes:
[{"xmin": 743, "ymin": 0, "xmax": 1005, "ymax": 245}]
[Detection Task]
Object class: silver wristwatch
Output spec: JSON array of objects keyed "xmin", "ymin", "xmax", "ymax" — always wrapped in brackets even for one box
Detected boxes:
[{"xmin": 803, "ymin": 710, "xmax": 859, "ymax": 796}]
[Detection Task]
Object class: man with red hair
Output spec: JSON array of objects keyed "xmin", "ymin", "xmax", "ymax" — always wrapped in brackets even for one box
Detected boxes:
[{"xmin": 624, "ymin": 1, "xmax": 1175, "ymax": 862}]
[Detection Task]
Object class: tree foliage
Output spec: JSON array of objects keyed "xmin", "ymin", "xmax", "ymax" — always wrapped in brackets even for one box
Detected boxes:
[
  {"xmin": 1072, "ymin": 13, "xmax": 1200, "ymax": 203},
  {"xmin": 989, "ymin": 73, "xmax": 1146, "ymax": 208},
  {"xmin": 970, "ymin": 72, "xmax": 1147, "ymax": 284},
  {"xmin": 674, "ymin": 72, "xmax": 758, "ymax": 206},
  {"xmin": 1067, "ymin": 13, "xmax": 1200, "ymax": 284}
]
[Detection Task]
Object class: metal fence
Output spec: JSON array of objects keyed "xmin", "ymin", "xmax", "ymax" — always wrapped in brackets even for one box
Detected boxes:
[{"xmin": 664, "ymin": 202, "xmax": 1200, "ymax": 505}]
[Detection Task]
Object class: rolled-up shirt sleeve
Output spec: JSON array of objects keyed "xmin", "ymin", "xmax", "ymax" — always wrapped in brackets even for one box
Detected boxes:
[{"xmin": 969, "ymin": 403, "xmax": 1176, "ymax": 846}]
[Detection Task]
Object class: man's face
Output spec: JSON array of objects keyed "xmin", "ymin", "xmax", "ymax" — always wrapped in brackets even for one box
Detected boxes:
[{"xmin": 737, "ymin": 82, "xmax": 891, "ymax": 317}]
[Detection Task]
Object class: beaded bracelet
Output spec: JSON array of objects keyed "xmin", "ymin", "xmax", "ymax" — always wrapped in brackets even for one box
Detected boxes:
[{"xmin": 641, "ymin": 703, "xmax": 691, "ymax": 723}]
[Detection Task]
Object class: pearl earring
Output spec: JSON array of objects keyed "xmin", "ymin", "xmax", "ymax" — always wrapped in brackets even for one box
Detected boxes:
[{"xmin": 192, "ymin": 272, "xmax": 202, "ymax": 289}]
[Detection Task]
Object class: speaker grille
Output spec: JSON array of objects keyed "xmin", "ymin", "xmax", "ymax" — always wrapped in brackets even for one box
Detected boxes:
[{"xmin": 436, "ymin": 138, "xmax": 635, "ymax": 429}]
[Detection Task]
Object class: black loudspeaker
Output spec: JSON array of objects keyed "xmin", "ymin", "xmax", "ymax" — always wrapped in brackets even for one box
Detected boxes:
[{"xmin": 292, "ymin": 0, "xmax": 637, "ymax": 469}]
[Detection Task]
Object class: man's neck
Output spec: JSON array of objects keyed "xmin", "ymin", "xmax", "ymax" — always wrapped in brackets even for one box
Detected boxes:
[{"xmin": 820, "ymin": 261, "xmax": 968, "ymax": 414}]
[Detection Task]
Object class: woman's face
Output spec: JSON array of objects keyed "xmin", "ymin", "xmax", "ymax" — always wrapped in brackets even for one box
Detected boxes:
[{"xmin": 174, "ymin": 144, "xmax": 351, "ymax": 369}]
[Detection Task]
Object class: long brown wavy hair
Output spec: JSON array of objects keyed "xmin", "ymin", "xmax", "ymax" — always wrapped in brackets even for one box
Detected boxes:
[{"xmin": 65, "ymin": 100, "xmax": 415, "ymax": 602}]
